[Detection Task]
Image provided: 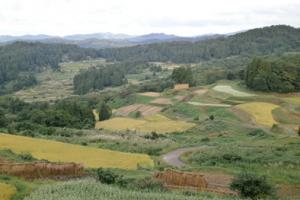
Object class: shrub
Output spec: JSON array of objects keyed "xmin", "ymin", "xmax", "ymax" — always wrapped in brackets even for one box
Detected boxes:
[
  {"xmin": 96, "ymin": 168, "xmax": 120, "ymax": 185},
  {"xmin": 98, "ymin": 103, "xmax": 112, "ymax": 121},
  {"xmin": 19, "ymin": 153, "xmax": 35, "ymax": 161},
  {"xmin": 230, "ymin": 172, "xmax": 274, "ymax": 199},
  {"xmin": 201, "ymin": 137, "xmax": 210, "ymax": 142},
  {"xmin": 298, "ymin": 126, "xmax": 300, "ymax": 137},
  {"xmin": 145, "ymin": 131, "xmax": 159, "ymax": 140},
  {"xmin": 209, "ymin": 115, "xmax": 215, "ymax": 120},
  {"xmin": 222, "ymin": 153, "xmax": 242, "ymax": 162}
]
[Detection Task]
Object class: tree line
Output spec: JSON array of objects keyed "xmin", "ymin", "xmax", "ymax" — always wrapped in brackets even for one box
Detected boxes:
[
  {"xmin": 0, "ymin": 42, "xmax": 101, "ymax": 94},
  {"xmin": 73, "ymin": 62, "xmax": 151, "ymax": 94},
  {"xmin": 98, "ymin": 25, "xmax": 300, "ymax": 63},
  {"xmin": 245, "ymin": 53, "xmax": 300, "ymax": 92}
]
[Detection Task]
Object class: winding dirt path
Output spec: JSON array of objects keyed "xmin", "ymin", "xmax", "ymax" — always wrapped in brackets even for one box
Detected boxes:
[{"xmin": 162, "ymin": 146, "xmax": 209, "ymax": 167}]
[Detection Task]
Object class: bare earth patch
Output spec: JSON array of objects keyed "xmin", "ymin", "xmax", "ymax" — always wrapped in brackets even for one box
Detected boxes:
[
  {"xmin": 115, "ymin": 104, "xmax": 162, "ymax": 117},
  {"xmin": 151, "ymin": 98, "xmax": 173, "ymax": 105}
]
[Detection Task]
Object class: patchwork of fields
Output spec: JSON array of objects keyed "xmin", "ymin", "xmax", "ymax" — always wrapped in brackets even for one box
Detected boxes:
[
  {"xmin": 95, "ymin": 114, "xmax": 195, "ymax": 133},
  {"xmin": 0, "ymin": 134, "xmax": 153, "ymax": 169}
]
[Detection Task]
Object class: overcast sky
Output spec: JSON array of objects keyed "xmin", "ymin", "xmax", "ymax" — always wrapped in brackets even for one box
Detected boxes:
[{"xmin": 0, "ymin": 0, "xmax": 299, "ymax": 36}]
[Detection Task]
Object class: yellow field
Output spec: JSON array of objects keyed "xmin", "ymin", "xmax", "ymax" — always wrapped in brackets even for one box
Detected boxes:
[
  {"xmin": 0, "ymin": 134, "xmax": 153, "ymax": 170},
  {"xmin": 95, "ymin": 114, "xmax": 195, "ymax": 133},
  {"xmin": 0, "ymin": 182, "xmax": 16, "ymax": 200},
  {"xmin": 236, "ymin": 102, "xmax": 279, "ymax": 127}
]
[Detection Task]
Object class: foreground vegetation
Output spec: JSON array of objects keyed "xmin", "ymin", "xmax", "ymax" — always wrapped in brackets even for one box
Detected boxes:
[{"xmin": 25, "ymin": 179, "xmax": 241, "ymax": 200}]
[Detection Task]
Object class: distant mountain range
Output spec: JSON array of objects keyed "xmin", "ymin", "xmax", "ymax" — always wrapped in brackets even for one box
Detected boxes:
[{"xmin": 0, "ymin": 32, "xmax": 225, "ymax": 49}]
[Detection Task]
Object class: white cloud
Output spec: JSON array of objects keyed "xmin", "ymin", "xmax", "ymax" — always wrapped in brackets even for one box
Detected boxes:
[{"xmin": 0, "ymin": 0, "xmax": 299, "ymax": 36}]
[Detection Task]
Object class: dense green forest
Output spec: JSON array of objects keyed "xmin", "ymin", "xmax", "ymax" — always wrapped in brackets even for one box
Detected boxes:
[
  {"xmin": 0, "ymin": 42, "xmax": 100, "ymax": 94},
  {"xmin": 73, "ymin": 62, "xmax": 151, "ymax": 94},
  {"xmin": 0, "ymin": 96, "xmax": 98, "ymax": 136},
  {"xmin": 98, "ymin": 25, "xmax": 300, "ymax": 63},
  {"xmin": 245, "ymin": 53, "xmax": 300, "ymax": 92}
]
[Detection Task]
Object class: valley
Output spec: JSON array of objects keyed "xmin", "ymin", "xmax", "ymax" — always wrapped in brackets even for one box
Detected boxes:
[{"xmin": 0, "ymin": 25, "xmax": 299, "ymax": 200}]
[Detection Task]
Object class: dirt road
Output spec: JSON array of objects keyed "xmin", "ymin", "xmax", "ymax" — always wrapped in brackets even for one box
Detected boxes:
[{"xmin": 162, "ymin": 146, "xmax": 209, "ymax": 167}]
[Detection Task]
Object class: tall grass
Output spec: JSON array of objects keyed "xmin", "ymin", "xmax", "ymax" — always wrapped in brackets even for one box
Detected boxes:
[{"xmin": 25, "ymin": 179, "xmax": 240, "ymax": 200}]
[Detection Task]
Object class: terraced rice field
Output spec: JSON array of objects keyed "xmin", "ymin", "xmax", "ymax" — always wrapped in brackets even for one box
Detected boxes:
[
  {"xmin": 0, "ymin": 182, "xmax": 16, "ymax": 200},
  {"xmin": 151, "ymin": 98, "xmax": 173, "ymax": 105},
  {"xmin": 236, "ymin": 102, "xmax": 279, "ymax": 127},
  {"xmin": 188, "ymin": 101, "xmax": 231, "ymax": 107},
  {"xmin": 115, "ymin": 104, "xmax": 162, "ymax": 117},
  {"xmin": 0, "ymin": 134, "xmax": 153, "ymax": 170},
  {"xmin": 213, "ymin": 85, "xmax": 254, "ymax": 97},
  {"xmin": 138, "ymin": 92, "xmax": 161, "ymax": 97},
  {"xmin": 95, "ymin": 114, "xmax": 195, "ymax": 133}
]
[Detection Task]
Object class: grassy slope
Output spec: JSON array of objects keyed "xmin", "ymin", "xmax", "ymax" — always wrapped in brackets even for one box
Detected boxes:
[{"xmin": 25, "ymin": 179, "xmax": 241, "ymax": 200}]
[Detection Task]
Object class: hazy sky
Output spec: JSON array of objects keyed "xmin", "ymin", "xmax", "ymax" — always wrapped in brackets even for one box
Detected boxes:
[{"xmin": 0, "ymin": 0, "xmax": 299, "ymax": 36}]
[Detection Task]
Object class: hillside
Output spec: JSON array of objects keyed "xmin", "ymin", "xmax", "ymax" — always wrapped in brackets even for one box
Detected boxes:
[{"xmin": 98, "ymin": 25, "xmax": 300, "ymax": 62}]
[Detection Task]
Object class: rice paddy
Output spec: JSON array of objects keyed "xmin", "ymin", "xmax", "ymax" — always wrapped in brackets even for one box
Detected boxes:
[
  {"xmin": 236, "ymin": 102, "xmax": 279, "ymax": 127},
  {"xmin": 95, "ymin": 114, "xmax": 195, "ymax": 133},
  {"xmin": 0, "ymin": 133, "xmax": 153, "ymax": 170},
  {"xmin": 0, "ymin": 182, "xmax": 16, "ymax": 200}
]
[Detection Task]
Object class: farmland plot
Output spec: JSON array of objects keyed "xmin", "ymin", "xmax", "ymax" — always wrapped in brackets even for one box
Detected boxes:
[
  {"xmin": 115, "ymin": 104, "xmax": 162, "ymax": 117},
  {"xmin": 213, "ymin": 85, "xmax": 255, "ymax": 97},
  {"xmin": 95, "ymin": 114, "xmax": 195, "ymax": 133},
  {"xmin": 236, "ymin": 102, "xmax": 279, "ymax": 127},
  {"xmin": 0, "ymin": 182, "xmax": 16, "ymax": 200},
  {"xmin": 138, "ymin": 92, "xmax": 161, "ymax": 97},
  {"xmin": 0, "ymin": 133, "xmax": 153, "ymax": 170},
  {"xmin": 151, "ymin": 98, "xmax": 173, "ymax": 105}
]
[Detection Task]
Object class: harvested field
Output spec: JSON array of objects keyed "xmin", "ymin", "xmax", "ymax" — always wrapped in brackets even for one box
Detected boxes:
[
  {"xmin": 155, "ymin": 170, "xmax": 236, "ymax": 195},
  {"xmin": 188, "ymin": 102, "xmax": 231, "ymax": 108},
  {"xmin": 0, "ymin": 162, "xmax": 84, "ymax": 179},
  {"xmin": 95, "ymin": 114, "xmax": 195, "ymax": 133},
  {"xmin": 0, "ymin": 182, "xmax": 16, "ymax": 200},
  {"xmin": 151, "ymin": 98, "xmax": 173, "ymax": 105},
  {"xmin": 236, "ymin": 102, "xmax": 279, "ymax": 127},
  {"xmin": 174, "ymin": 84, "xmax": 189, "ymax": 90},
  {"xmin": 138, "ymin": 92, "xmax": 161, "ymax": 97},
  {"xmin": 115, "ymin": 104, "xmax": 162, "ymax": 117},
  {"xmin": 0, "ymin": 133, "xmax": 153, "ymax": 170},
  {"xmin": 213, "ymin": 85, "xmax": 254, "ymax": 97}
]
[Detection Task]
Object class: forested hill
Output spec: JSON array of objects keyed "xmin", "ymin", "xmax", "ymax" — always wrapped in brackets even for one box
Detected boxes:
[
  {"xmin": 0, "ymin": 42, "xmax": 100, "ymax": 93},
  {"xmin": 98, "ymin": 25, "xmax": 300, "ymax": 63}
]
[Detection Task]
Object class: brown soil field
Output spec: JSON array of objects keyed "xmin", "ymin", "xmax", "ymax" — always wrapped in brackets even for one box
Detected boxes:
[
  {"xmin": 0, "ymin": 162, "xmax": 84, "ymax": 179},
  {"xmin": 115, "ymin": 104, "xmax": 162, "ymax": 117},
  {"xmin": 155, "ymin": 169, "xmax": 236, "ymax": 195},
  {"xmin": 174, "ymin": 84, "xmax": 189, "ymax": 90},
  {"xmin": 151, "ymin": 98, "xmax": 173, "ymax": 105}
]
